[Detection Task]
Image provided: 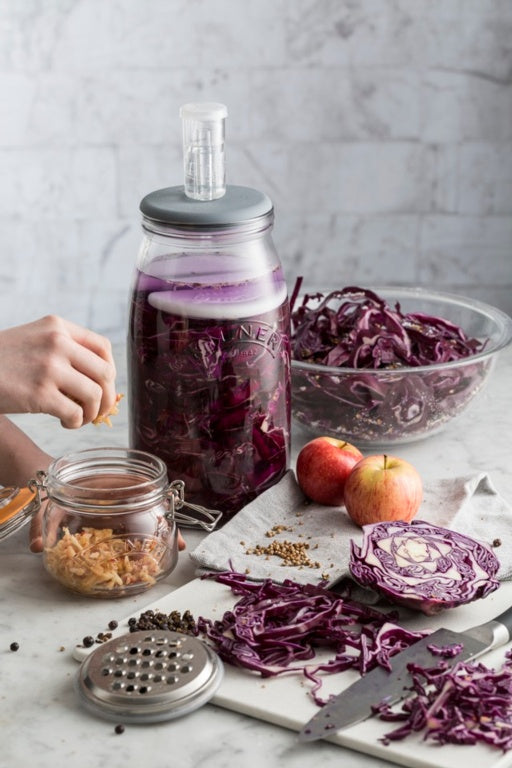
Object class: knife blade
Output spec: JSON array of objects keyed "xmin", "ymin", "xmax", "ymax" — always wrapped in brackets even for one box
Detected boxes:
[{"xmin": 298, "ymin": 602, "xmax": 512, "ymax": 742}]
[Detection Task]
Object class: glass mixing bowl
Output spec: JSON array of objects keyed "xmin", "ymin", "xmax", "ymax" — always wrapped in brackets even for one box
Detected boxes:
[{"xmin": 291, "ymin": 286, "xmax": 512, "ymax": 447}]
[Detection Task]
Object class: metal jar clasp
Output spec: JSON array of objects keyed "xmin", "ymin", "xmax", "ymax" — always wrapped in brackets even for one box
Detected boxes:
[{"xmin": 165, "ymin": 480, "xmax": 222, "ymax": 532}]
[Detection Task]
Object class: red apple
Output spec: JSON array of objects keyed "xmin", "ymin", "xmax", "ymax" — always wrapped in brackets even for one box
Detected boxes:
[
  {"xmin": 344, "ymin": 454, "xmax": 422, "ymax": 527},
  {"xmin": 296, "ymin": 436, "xmax": 364, "ymax": 506}
]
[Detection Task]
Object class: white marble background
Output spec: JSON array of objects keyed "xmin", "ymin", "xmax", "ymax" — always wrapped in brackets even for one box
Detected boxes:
[{"xmin": 1, "ymin": 0, "xmax": 511, "ymax": 343}]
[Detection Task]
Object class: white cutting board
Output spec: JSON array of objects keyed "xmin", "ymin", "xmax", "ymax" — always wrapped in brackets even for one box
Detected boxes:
[{"xmin": 75, "ymin": 577, "xmax": 512, "ymax": 768}]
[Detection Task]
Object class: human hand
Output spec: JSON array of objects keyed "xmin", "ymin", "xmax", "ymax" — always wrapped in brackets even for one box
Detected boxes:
[{"xmin": 0, "ymin": 316, "xmax": 116, "ymax": 428}]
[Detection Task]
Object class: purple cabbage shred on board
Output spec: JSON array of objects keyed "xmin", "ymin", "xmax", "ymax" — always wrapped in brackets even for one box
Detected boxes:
[
  {"xmin": 426, "ymin": 642, "xmax": 465, "ymax": 658},
  {"xmin": 197, "ymin": 571, "xmax": 426, "ymax": 705},
  {"xmin": 374, "ymin": 657, "xmax": 512, "ymax": 752},
  {"xmin": 349, "ymin": 520, "xmax": 500, "ymax": 615}
]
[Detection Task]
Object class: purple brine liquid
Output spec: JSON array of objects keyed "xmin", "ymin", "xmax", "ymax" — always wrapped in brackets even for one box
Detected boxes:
[{"xmin": 127, "ymin": 267, "xmax": 291, "ymax": 521}]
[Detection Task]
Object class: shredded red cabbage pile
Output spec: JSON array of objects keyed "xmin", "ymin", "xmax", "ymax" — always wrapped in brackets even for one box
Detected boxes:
[
  {"xmin": 197, "ymin": 571, "xmax": 425, "ymax": 705},
  {"xmin": 349, "ymin": 520, "xmax": 500, "ymax": 616},
  {"xmin": 290, "ymin": 279, "xmax": 483, "ymax": 369},
  {"xmin": 374, "ymin": 652, "xmax": 512, "ymax": 752},
  {"xmin": 289, "ymin": 279, "xmax": 490, "ymax": 442}
]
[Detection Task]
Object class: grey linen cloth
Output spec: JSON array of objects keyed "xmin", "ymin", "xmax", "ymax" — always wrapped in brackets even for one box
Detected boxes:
[{"xmin": 190, "ymin": 470, "xmax": 512, "ymax": 586}]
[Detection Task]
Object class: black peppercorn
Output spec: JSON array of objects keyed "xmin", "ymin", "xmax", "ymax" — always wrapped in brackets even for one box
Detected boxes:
[
  {"xmin": 114, "ymin": 724, "xmax": 125, "ymax": 735},
  {"xmin": 82, "ymin": 636, "xmax": 95, "ymax": 648},
  {"xmin": 108, "ymin": 620, "xmax": 118, "ymax": 630},
  {"xmin": 9, "ymin": 642, "xmax": 19, "ymax": 652},
  {"xmin": 128, "ymin": 607, "xmax": 198, "ymax": 634}
]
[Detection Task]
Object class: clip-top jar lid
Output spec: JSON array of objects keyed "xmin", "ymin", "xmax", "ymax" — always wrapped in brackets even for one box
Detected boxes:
[
  {"xmin": 0, "ymin": 486, "xmax": 38, "ymax": 541},
  {"xmin": 140, "ymin": 184, "xmax": 273, "ymax": 228}
]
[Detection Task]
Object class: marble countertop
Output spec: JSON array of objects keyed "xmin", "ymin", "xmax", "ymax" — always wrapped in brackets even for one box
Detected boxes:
[{"xmin": 1, "ymin": 344, "xmax": 511, "ymax": 768}]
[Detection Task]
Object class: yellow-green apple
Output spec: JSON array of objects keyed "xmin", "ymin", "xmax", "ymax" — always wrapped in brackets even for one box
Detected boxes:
[
  {"xmin": 296, "ymin": 436, "xmax": 364, "ymax": 506},
  {"xmin": 344, "ymin": 454, "xmax": 422, "ymax": 527}
]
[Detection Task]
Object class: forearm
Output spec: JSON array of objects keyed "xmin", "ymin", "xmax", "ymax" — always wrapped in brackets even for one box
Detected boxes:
[{"xmin": 0, "ymin": 415, "xmax": 53, "ymax": 487}]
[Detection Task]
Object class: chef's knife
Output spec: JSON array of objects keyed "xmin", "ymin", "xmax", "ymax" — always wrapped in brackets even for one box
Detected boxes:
[{"xmin": 298, "ymin": 603, "xmax": 512, "ymax": 742}]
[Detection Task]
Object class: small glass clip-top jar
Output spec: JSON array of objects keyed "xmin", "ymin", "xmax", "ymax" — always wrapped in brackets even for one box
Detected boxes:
[
  {"xmin": 127, "ymin": 103, "xmax": 291, "ymax": 522},
  {"xmin": 0, "ymin": 447, "xmax": 221, "ymax": 599}
]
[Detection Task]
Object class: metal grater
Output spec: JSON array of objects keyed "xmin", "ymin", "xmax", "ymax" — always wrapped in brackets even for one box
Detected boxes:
[{"xmin": 75, "ymin": 630, "xmax": 223, "ymax": 723}]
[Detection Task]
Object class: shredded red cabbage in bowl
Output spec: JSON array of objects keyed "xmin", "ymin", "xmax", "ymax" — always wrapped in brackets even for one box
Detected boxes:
[{"xmin": 290, "ymin": 280, "xmax": 512, "ymax": 445}]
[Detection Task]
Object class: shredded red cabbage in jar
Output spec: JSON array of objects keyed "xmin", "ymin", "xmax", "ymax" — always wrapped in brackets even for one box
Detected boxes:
[
  {"xmin": 349, "ymin": 520, "xmax": 500, "ymax": 615},
  {"xmin": 128, "ymin": 270, "xmax": 291, "ymax": 520},
  {"xmin": 197, "ymin": 571, "xmax": 426, "ymax": 705},
  {"xmin": 289, "ymin": 279, "xmax": 490, "ymax": 443},
  {"xmin": 374, "ymin": 654, "xmax": 512, "ymax": 752}
]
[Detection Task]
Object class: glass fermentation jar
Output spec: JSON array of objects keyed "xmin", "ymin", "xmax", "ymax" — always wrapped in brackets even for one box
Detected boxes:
[
  {"xmin": 128, "ymin": 196, "xmax": 291, "ymax": 523},
  {"xmin": 127, "ymin": 104, "xmax": 291, "ymax": 524},
  {"xmin": 32, "ymin": 448, "xmax": 220, "ymax": 599}
]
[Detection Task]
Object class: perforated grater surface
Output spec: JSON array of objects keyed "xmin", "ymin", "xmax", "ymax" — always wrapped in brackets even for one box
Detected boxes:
[{"xmin": 75, "ymin": 629, "xmax": 223, "ymax": 723}]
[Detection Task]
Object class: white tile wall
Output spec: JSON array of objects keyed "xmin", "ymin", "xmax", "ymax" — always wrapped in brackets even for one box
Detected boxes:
[{"xmin": 0, "ymin": 0, "xmax": 511, "ymax": 341}]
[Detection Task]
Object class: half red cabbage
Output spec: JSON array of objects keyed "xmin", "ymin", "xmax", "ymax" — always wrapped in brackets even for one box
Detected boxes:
[
  {"xmin": 349, "ymin": 520, "xmax": 500, "ymax": 615},
  {"xmin": 197, "ymin": 571, "xmax": 426, "ymax": 705}
]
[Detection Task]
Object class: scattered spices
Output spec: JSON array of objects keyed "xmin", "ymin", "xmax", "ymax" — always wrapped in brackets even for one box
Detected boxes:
[
  {"xmin": 264, "ymin": 524, "xmax": 293, "ymax": 538},
  {"xmin": 128, "ymin": 608, "xmax": 198, "ymax": 635},
  {"xmin": 245, "ymin": 539, "xmax": 320, "ymax": 568},
  {"xmin": 79, "ymin": 631, "xmax": 113, "ymax": 649},
  {"xmin": 241, "ymin": 523, "xmax": 323, "ymax": 569},
  {"xmin": 9, "ymin": 642, "xmax": 19, "ymax": 652}
]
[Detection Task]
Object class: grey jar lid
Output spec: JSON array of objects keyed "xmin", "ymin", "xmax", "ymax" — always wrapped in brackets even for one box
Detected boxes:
[{"xmin": 140, "ymin": 184, "xmax": 273, "ymax": 228}]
